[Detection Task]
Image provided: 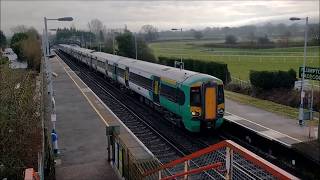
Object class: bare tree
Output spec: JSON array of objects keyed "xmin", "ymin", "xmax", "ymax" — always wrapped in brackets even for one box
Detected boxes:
[
  {"xmin": 88, "ymin": 19, "xmax": 103, "ymax": 35},
  {"xmin": 140, "ymin": 25, "xmax": 159, "ymax": 42},
  {"xmin": 87, "ymin": 19, "xmax": 108, "ymax": 43},
  {"xmin": 10, "ymin": 25, "xmax": 28, "ymax": 33}
]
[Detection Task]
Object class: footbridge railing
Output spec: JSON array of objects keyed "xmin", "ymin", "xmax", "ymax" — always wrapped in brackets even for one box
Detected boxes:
[{"xmin": 142, "ymin": 140, "xmax": 298, "ymax": 180}]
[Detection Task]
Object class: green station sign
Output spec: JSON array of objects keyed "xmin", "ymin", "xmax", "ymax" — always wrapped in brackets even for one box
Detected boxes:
[{"xmin": 299, "ymin": 66, "xmax": 320, "ymax": 81}]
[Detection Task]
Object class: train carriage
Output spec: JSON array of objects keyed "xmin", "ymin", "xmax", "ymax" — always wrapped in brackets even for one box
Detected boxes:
[{"xmin": 59, "ymin": 44, "xmax": 225, "ymax": 132}]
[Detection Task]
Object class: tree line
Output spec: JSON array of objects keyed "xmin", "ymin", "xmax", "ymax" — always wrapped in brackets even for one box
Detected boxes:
[
  {"xmin": 158, "ymin": 23, "xmax": 319, "ymax": 43},
  {"xmin": 54, "ymin": 19, "xmax": 158, "ymax": 61}
]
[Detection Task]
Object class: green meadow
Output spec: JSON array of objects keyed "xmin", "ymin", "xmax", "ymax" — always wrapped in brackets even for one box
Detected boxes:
[{"xmin": 149, "ymin": 40, "xmax": 320, "ymax": 81}]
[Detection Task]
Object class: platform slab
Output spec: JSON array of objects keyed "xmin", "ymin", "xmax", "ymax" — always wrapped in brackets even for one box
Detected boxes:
[
  {"xmin": 51, "ymin": 54, "xmax": 154, "ymax": 179},
  {"xmin": 225, "ymin": 99, "xmax": 318, "ymax": 147},
  {"xmin": 50, "ymin": 57, "xmax": 119, "ymax": 180}
]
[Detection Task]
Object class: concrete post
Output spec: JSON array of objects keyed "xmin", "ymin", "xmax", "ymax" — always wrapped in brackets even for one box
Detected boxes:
[{"xmin": 225, "ymin": 147, "xmax": 233, "ymax": 180}]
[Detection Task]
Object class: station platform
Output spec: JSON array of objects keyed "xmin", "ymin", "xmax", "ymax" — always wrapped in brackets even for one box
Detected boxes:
[
  {"xmin": 50, "ymin": 54, "xmax": 155, "ymax": 179},
  {"xmin": 224, "ymin": 99, "xmax": 318, "ymax": 147}
]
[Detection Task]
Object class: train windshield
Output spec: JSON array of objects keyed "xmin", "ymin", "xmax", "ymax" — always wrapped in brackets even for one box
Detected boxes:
[
  {"xmin": 190, "ymin": 87, "xmax": 201, "ymax": 106},
  {"xmin": 217, "ymin": 85, "xmax": 224, "ymax": 104}
]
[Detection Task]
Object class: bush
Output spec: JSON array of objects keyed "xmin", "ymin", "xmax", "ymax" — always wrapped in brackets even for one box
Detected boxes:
[
  {"xmin": 22, "ymin": 36, "xmax": 41, "ymax": 72},
  {"xmin": 250, "ymin": 69, "xmax": 296, "ymax": 90},
  {"xmin": 10, "ymin": 32, "xmax": 28, "ymax": 61},
  {"xmin": 158, "ymin": 56, "xmax": 231, "ymax": 83},
  {"xmin": 225, "ymin": 35, "xmax": 237, "ymax": 44},
  {"xmin": 10, "ymin": 30, "xmax": 41, "ymax": 71}
]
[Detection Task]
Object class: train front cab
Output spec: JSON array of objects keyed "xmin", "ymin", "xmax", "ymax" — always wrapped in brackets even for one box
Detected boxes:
[{"xmin": 190, "ymin": 81, "xmax": 224, "ymax": 130}]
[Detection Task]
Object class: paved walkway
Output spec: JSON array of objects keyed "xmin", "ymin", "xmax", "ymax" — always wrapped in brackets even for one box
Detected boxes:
[
  {"xmin": 225, "ymin": 98, "xmax": 318, "ymax": 146},
  {"xmin": 50, "ymin": 56, "xmax": 118, "ymax": 180}
]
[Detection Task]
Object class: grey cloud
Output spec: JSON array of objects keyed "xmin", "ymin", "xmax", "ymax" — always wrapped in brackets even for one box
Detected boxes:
[{"xmin": 1, "ymin": 1, "xmax": 319, "ymax": 36}]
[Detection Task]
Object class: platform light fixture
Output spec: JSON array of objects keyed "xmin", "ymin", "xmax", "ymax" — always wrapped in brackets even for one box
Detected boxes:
[
  {"xmin": 171, "ymin": 28, "xmax": 184, "ymax": 70},
  {"xmin": 289, "ymin": 16, "xmax": 308, "ymax": 126}
]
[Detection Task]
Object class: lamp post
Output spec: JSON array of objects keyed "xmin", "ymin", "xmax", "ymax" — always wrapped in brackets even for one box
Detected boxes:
[
  {"xmin": 171, "ymin": 28, "xmax": 183, "ymax": 69},
  {"xmin": 111, "ymin": 29, "xmax": 116, "ymax": 55},
  {"xmin": 44, "ymin": 16, "xmax": 73, "ymax": 95},
  {"xmin": 43, "ymin": 16, "xmax": 73, "ymax": 156},
  {"xmin": 289, "ymin": 17, "xmax": 308, "ymax": 126},
  {"xmin": 134, "ymin": 33, "xmax": 138, "ymax": 59}
]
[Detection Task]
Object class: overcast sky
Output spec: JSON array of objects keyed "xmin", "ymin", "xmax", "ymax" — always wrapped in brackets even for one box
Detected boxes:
[{"xmin": 1, "ymin": 0, "xmax": 319, "ymax": 36}]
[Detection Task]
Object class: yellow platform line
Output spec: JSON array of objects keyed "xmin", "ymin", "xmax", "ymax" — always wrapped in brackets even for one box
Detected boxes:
[{"xmin": 55, "ymin": 56, "xmax": 109, "ymax": 126}]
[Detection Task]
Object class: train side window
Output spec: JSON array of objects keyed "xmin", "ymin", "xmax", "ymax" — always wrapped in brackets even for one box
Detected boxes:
[
  {"xmin": 108, "ymin": 64, "xmax": 113, "ymax": 72},
  {"xmin": 177, "ymin": 89, "xmax": 185, "ymax": 105},
  {"xmin": 117, "ymin": 68, "xmax": 125, "ymax": 77},
  {"xmin": 190, "ymin": 87, "xmax": 201, "ymax": 106},
  {"xmin": 160, "ymin": 84, "xmax": 177, "ymax": 103},
  {"xmin": 129, "ymin": 72, "xmax": 152, "ymax": 91},
  {"xmin": 217, "ymin": 85, "xmax": 224, "ymax": 104}
]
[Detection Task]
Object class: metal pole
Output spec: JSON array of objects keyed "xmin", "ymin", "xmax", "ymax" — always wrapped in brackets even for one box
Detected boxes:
[
  {"xmin": 44, "ymin": 18, "xmax": 53, "ymax": 97},
  {"xmin": 180, "ymin": 28, "xmax": 183, "ymax": 69},
  {"xmin": 112, "ymin": 30, "xmax": 115, "ymax": 55},
  {"xmin": 298, "ymin": 17, "xmax": 308, "ymax": 126},
  {"xmin": 135, "ymin": 33, "xmax": 137, "ymax": 59},
  {"xmin": 44, "ymin": 17, "xmax": 49, "ymax": 56},
  {"xmin": 180, "ymin": 28, "xmax": 182, "ymax": 64}
]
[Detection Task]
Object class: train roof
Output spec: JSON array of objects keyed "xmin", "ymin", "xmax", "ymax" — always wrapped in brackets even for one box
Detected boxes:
[
  {"xmin": 59, "ymin": 44, "xmax": 221, "ymax": 83},
  {"xmin": 92, "ymin": 51, "xmax": 199, "ymax": 82}
]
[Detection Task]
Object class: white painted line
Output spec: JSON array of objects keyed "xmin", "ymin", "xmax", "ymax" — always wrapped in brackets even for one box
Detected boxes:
[
  {"xmin": 81, "ymin": 87, "xmax": 91, "ymax": 93},
  {"xmin": 225, "ymin": 112, "xmax": 302, "ymax": 147},
  {"xmin": 260, "ymin": 130, "xmax": 287, "ymax": 139},
  {"xmin": 224, "ymin": 115, "xmax": 242, "ymax": 121}
]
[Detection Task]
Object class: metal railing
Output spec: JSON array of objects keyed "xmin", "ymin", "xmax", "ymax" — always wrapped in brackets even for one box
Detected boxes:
[{"xmin": 142, "ymin": 140, "xmax": 298, "ymax": 180}]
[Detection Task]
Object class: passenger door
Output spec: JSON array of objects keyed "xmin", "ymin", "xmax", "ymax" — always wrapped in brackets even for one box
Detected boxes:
[
  {"xmin": 153, "ymin": 76, "xmax": 160, "ymax": 103},
  {"xmin": 113, "ymin": 63, "xmax": 118, "ymax": 81},
  {"xmin": 124, "ymin": 67, "xmax": 129, "ymax": 87}
]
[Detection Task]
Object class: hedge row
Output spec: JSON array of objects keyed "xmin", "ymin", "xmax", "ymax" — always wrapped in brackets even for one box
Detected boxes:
[
  {"xmin": 158, "ymin": 56, "xmax": 231, "ymax": 83},
  {"xmin": 249, "ymin": 69, "xmax": 297, "ymax": 90}
]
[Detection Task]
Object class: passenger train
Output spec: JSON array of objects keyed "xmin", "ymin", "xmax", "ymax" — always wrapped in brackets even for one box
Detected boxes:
[{"xmin": 58, "ymin": 44, "xmax": 225, "ymax": 132}]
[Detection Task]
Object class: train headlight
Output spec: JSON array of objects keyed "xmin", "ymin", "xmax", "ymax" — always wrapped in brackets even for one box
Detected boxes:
[{"xmin": 192, "ymin": 111, "xmax": 200, "ymax": 116}]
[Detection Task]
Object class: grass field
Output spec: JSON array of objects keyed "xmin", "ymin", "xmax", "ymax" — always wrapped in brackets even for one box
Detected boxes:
[{"xmin": 149, "ymin": 40, "xmax": 320, "ymax": 81}]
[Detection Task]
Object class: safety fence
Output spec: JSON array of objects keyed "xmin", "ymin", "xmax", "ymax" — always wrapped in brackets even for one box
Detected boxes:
[
  {"xmin": 142, "ymin": 140, "xmax": 298, "ymax": 180},
  {"xmin": 106, "ymin": 126, "xmax": 163, "ymax": 180},
  {"xmin": 229, "ymin": 76, "xmax": 252, "ymax": 89}
]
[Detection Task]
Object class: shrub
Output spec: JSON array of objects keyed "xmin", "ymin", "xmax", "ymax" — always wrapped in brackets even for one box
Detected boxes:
[
  {"xmin": 250, "ymin": 69, "xmax": 296, "ymax": 90},
  {"xmin": 158, "ymin": 56, "xmax": 231, "ymax": 83},
  {"xmin": 10, "ymin": 32, "xmax": 28, "ymax": 61},
  {"xmin": 225, "ymin": 35, "xmax": 237, "ymax": 44},
  {"xmin": 9, "ymin": 30, "xmax": 41, "ymax": 71},
  {"xmin": 21, "ymin": 36, "xmax": 41, "ymax": 72}
]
